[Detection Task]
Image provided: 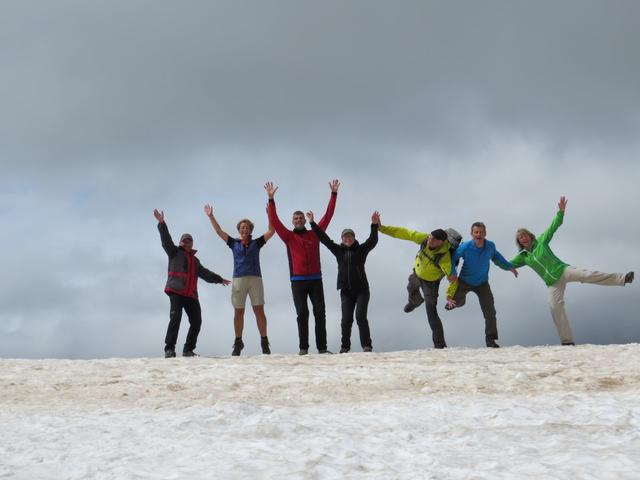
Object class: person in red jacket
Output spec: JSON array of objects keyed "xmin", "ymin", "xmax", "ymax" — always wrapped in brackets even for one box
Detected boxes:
[
  {"xmin": 154, "ymin": 209, "xmax": 230, "ymax": 358},
  {"xmin": 265, "ymin": 180, "xmax": 340, "ymax": 355}
]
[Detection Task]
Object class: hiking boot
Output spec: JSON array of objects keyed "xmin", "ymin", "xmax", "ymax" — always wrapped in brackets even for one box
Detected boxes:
[
  {"xmin": 232, "ymin": 338, "xmax": 244, "ymax": 356},
  {"xmin": 562, "ymin": 342, "xmax": 576, "ymax": 346},
  {"xmin": 164, "ymin": 349, "xmax": 176, "ymax": 358},
  {"xmin": 182, "ymin": 350, "xmax": 199, "ymax": 357},
  {"xmin": 298, "ymin": 348, "xmax": 309, "ymax": 356},
  {"xmin": 363, "ymin": 346, "xmax": 373, "ymax": 352},
  {"xmin": 261, "ymin": 336, "xmax": 271, "ymax": 355},
  {"xmin": 318, "ymin": 349, "xmax": 334, "ymax": 354},
  {"xmin": 339, "ymin": 347, "xmax": 350, "ymax": 354},
  {"xmin": 625, "ymin": 271, "xmax": 634, "ymax": 284},
  {"xmin": 403, "ymin": 303, "xmax": 416, "ymax": 313},
  {"xmin": 434, "ymin": 344, "xmax": 447, "ymax": 349},
  {"xmin": 486, "ymin": 337, "xmax": 500, "ymax": 348}
]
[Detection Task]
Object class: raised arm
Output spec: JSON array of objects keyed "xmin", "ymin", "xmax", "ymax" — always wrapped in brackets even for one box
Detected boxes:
[
  {"xmin": 538, "ymin": 196, "xmax": 566, "ymax": 245},
  {"xmin": 154, "ymin": 208, "xmax": 178, "ymax": 257},
  {"xmin": 316, "ymin": 179, "xmax": 340, "ymax": 230},
  {"xmin": 265, "ymin": 181, "xmax": 292, "ymax": 241},
  {"xmin": 360, "ymin": 211, "xmax": 380, "ymax": 253},
  {"xmin": 307, "ymin": 211, "xmax": 341, "ymax": 256},
  {"xmin": 204, "ymin": 204, "xmax": 230, "ymax": 243},
  {"xmin": 262, "ymin": 204, "xmax": 275, "ymax": 242},
  {"xmin": 378, "ymin": 224, "xmax": 428, "ymax": 245}
]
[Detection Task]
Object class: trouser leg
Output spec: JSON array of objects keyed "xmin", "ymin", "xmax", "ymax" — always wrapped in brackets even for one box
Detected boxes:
[
  {"xmin": 406, "ymin": 271, "xmax": 425, "ymax": 308},
  {"xmin": 548, "ymin": 275, "xmax": 573, "ymax": 344},
  {"xmin": 562, "ymin": 266, "xmax": 626, "ymax": 286},
  {"xmin": 354, "ymin": 290, "xmax": 372, "ymax": 349},
  {"xmin": 340, "ymin": 290, "xmax": 357, "ymax": 350},
  {"xmin": 182, "ymin": 297, "xmax": 202, "ymax": 352},
  {"xmin": 421, "ymin": 279, "xmax": 446, "ymax": 348},
  {"xmin": 291, "ymin": 281, "xmax": 310, "ymax": 350},
  {"xmin": 309, "ymin": 280, "xmax": 328, "ymax": 351},
  {"xmin": 475, "ymin": 283, "xmax": 498, "ymax": 340},
  {"xmin": 165, "ymin": 294, "xmax": 184, "ymax": 351}
]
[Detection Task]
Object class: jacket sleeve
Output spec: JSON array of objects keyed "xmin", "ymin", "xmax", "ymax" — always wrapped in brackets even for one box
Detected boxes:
[
  {"xmin": 439, "ymin": 250, "xmax": 454, "ymax": 277},
  {"xmin": 450, "ymin": 243, "xmax": 465, "ymax": 276},
  {"xmin": 158, "ymin": 222, "xmax": 179, "ymax": 257},
  {"xmin": 491, "ymin": 245, "xmax": 513, "ymax": 270},
  {"xmin": 197, "ymin": 264, "xmax": 225, "ymax": 284},
  {"xmin": 537, "ymin": 211, "xmax": 564, "ymax": 245},
  {"xmin": 509, "ymin": 251, "xmax": 526, "ymax": 268},
  {"xmin": 268, "ymin": 199, "xmax": 292, "ymax": 242},
  {"xmin": 360, "ymin": 224, "xmax": 379, "ymax": 253},
  {"xmin": 310, "ymin": 221, "xmax": 341, "ymax": 257},
  {"xmin": 316, "ymin": 192, "xmax": 338, "ymax": 231},
  {"xmin": 378, "ymin": 225, "xmax": 428, "ymax": 245}
]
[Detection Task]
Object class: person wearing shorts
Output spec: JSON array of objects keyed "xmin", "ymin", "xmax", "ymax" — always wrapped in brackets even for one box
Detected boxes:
[{"xmin": 204, "ymin": 203, "xmax": 275, "ymax": 355}]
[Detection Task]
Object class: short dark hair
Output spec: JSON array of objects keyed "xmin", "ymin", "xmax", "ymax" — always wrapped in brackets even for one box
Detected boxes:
[
  {"xmin": 292, "ymin": 210, "xmax": 304, "ymax": 217},
  {"xmin": 471, "ymin": 222, "xmax": 486, "ymax": 232}
]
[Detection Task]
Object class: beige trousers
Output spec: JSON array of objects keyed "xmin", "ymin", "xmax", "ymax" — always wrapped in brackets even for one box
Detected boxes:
[{"xmin": 548, "ymin": 267, "xmax": 626, "ymax": 344}]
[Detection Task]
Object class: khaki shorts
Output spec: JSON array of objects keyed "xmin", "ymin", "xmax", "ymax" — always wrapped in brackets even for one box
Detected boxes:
[{"xmin": 231, "ymin": 276, "xmax": 265, "ymax": 308}]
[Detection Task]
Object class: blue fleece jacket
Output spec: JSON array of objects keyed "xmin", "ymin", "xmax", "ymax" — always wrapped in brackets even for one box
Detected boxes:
[{"xmin": 451, "ymin": 240, "xmax": 512, "ymax": 286}]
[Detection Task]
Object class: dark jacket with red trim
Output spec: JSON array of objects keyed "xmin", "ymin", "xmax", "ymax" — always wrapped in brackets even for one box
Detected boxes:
[
  {"xmin": 268, "ymin": 192, "xmax": 337, "ymax": 280},
  {"xmin": 158, "ymin": 222, "xmax": 224, "ymax": 299}
]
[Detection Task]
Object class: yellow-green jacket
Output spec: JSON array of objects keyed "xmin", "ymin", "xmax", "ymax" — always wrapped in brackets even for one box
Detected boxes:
[{"xmin": 379, "ymin": 225, "xmax": 456, "ymax": 298}]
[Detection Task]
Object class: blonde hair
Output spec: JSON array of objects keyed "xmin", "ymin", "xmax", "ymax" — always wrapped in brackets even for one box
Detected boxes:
[
  {"xmin": 515, "ymin": 228, "xmax": 535, "ymax": 250},
  {"xmin": 237, "ymin": 218, "xmax": 255, "ymax": 233}
]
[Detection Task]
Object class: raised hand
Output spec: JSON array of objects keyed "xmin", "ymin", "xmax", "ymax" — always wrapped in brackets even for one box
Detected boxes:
[
  {"xmin": 153, "ymin": 209, "xmax": 165, "ymax": 223},
  {"xmin": 329, "ymin": 179, "xmax": 340, "ymax": 193},
  {"xmin": 204, "ymin": 204, "xmax": 213, "ymax": 217},
  {"xmin": 264, "ymin": 181, "xmax": 278, "ymax": 199},
  {"xmin": 558, "ymin": 196, "xmax": 568, "ymax": 212},
  {"xmin": 371, "ymin": 210, "xmax": 380, "ymax": 225},
  {"xmin": 306, "ymin": 211, "xmax": 315, "ymax": 223}
]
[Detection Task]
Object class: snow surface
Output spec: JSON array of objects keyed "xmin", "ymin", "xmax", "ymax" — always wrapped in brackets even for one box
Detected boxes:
[{"xmin": 2, "ymin": 344, "xmax": 640, "ymax": 480}]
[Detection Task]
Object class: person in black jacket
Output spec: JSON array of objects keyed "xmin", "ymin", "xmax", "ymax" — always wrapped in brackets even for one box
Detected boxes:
[
  {"xmin": 154, "ymin": 209, "xmax": 230, "ymax": 358},
  {"xmin": 307, "ymin": 210, "xmax": 380, "ymax": 353}
]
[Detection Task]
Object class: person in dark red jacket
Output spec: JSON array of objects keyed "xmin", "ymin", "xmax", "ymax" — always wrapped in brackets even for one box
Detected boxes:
[
  {"xmin": 154, "ymin": 209, "xmax": 230, "ymax": 358},
  {"xmin": 265, "ymin": 180, "xmax": 339, "ymax": 355}
]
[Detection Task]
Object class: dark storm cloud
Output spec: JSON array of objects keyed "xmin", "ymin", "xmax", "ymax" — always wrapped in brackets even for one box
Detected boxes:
[{"xmin": 2, "ymin": 0, "xmax": 640, "ymax": 168}]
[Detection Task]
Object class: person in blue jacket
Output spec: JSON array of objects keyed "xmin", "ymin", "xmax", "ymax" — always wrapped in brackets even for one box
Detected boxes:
[{"xmin": 446, "ymin": 222, "xmax": 518, "ymax": 348}]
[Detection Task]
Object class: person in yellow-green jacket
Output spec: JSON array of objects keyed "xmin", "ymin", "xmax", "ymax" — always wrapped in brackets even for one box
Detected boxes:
[
  {"xmin": 379, "ymin": 220, "xmax": 456, "ymax": 349},
  {"xmin": 510, "ymin": 196, "xmax": 634, "ymax": 346}
]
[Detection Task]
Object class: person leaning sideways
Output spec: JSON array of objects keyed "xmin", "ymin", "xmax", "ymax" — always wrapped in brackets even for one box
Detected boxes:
[
  {"xmin": 446, "ymin": 222, "xmax": 518, "ymax": 348},
  {"xmin": 308, "ymin": 210, "xmax": 380, "ymax": 353},
  {"xmin": 153, "ymin": 209, "xmax": 230, "ymax": 358},
  {"xmin": 378, "ymin": 222, "xmax": 456, "ymax": 349},
  {"xmin": 265, "ymin": 180, "xmax": 340, "ymax": 355},
  {"xmin": 204, "ymin": 203, "xmax": 275, "ymax": 356},
  {"xmin": 509, "ymin": 196, "xmax": 634, "ymax": 346}
]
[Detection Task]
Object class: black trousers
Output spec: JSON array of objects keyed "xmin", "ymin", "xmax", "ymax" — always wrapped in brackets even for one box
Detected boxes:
[
  {"xmin": 165, "ymin": 293, "xmax": 202, "ymax": 353},
  {"xmin": 407, "ymin": 272, "xmax": 446, "ymax": 348},
  {"xmin": 291, "ymin": 279, "xmax": 327, "ymax": 351},
  {"xmin": 451, "ymin": 280, "xmax": 498, "ymax": 340},
  {"xmin": 340, "ymin": 289, "xmax": 372, "ymax": 350}
]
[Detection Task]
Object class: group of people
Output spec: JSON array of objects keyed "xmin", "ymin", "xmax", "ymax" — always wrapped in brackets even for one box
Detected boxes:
[{"xmin": 154, "ymin": 183, "xmax": 634, "ymax": 358}]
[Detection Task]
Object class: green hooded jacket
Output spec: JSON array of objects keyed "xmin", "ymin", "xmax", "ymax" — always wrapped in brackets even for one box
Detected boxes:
[
  {"xmin": 509, "ymin": 211, "xmax": 569, "ymax": 286},
  {"xmin": 379, "ymin": 225, "xmax": 456, "ymax": 297}
]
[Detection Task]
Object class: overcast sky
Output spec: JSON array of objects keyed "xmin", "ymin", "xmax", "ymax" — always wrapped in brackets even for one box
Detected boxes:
[{"xmin": 2, "ymin": 1, "xmax": 639, "ymax": 358}]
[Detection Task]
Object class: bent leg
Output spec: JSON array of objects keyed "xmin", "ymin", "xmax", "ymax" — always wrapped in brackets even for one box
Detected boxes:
[{"xmin": 406, "ymin": 272, "xmax": 425, "ymax": 310}]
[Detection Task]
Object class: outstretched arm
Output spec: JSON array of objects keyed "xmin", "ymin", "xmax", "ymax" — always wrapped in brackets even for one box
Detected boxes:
[
  {"xmin": 262, "ymin": 205, "xmax": 275, "ymax": 242},
  {"xmin": 538, "ymin": 196, "xmax": 566, "ymax": 245},
  {"xmin": 198, "ymin": 264, "xmax": 231, "ymax": 286},
  {"xmin": 265, "ymin": 181, "xmax": 291, "ymax": 241},
  {"xmin": 492, "ymin": 248, "xmax": 518, "ymax": 277},
  {"xmin": 154, "ymin": 208, "xmax": 178, "ymax": 256},
  {"xmin": 204, "ymin": 204, "xmax": 230, "ymax": 243},
  {"xmin": 307, "ymin": 211, "xmax": 341, "ymax": 256},
  {"xmin": 316, "ymin": 179, "xmax": 340, "ymax": 230}
]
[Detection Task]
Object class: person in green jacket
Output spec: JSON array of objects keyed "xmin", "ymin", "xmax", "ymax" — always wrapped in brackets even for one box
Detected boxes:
[
  {"xmin": 379, "ymin": 221, "xmax": 456, "ymax": 349},
  {"xmin": 510, "ymin": 196, "xmax": 634, "ymax": 345}
]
